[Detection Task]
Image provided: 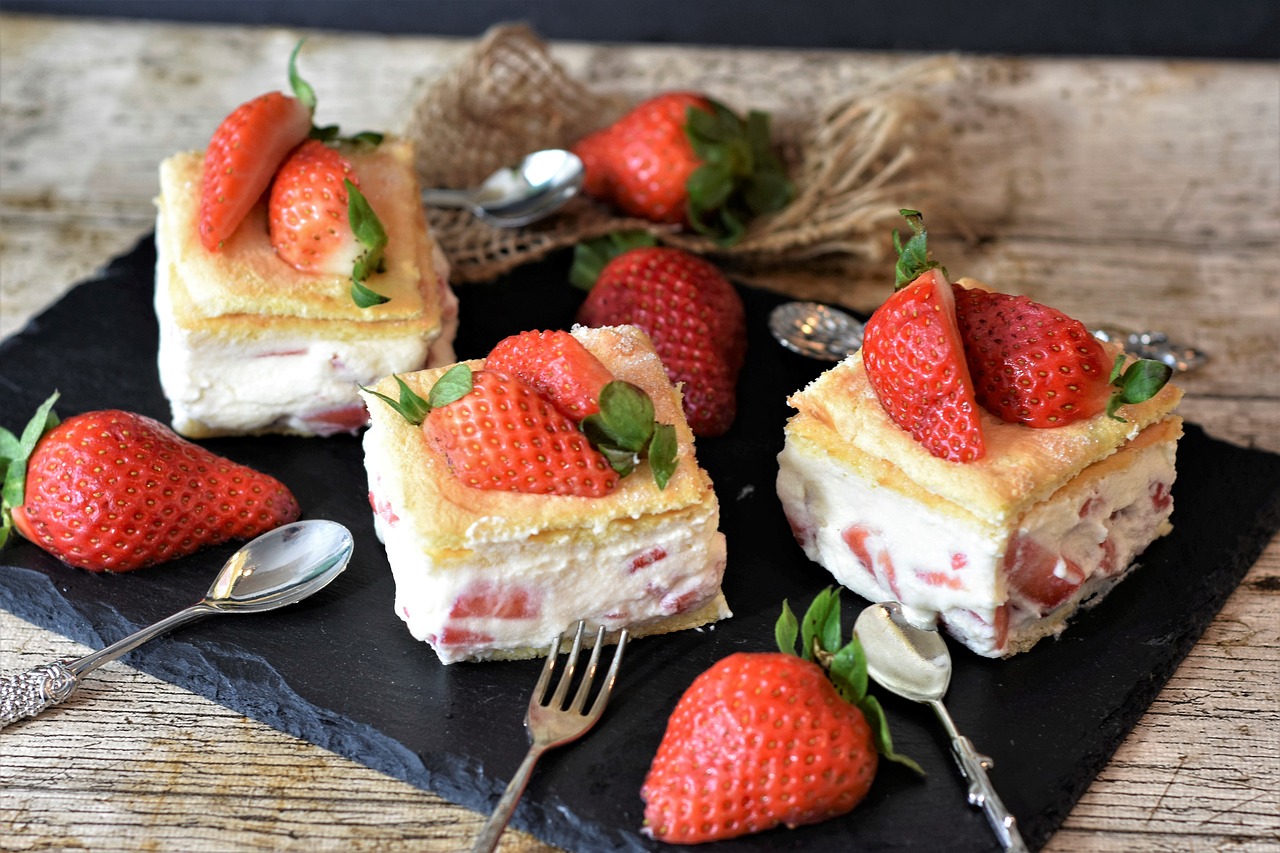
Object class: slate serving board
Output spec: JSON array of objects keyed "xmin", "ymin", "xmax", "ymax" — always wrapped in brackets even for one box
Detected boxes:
[{"xmin": 3, "ymin": 235, "xmax": 1279, "ymax": 852}]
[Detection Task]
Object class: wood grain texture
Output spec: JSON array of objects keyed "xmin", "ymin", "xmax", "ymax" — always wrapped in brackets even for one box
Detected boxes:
[{"xmin": 1, "ymin": 13, "xmax": 1277, "ymax": 852}]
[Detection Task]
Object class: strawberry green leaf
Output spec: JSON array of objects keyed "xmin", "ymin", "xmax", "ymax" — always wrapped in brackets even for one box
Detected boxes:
[
  {"xmin": 683, "ymin": 99, "xmax": 793, "ymax": 247},
  {"xmin": 1107, "ymin": 358, "xmax": 1173, "ymax": 420},
  {"xmin": 347, "ymin": 180, "xmax": 388, "ymax": 281},
  {"xmin": 893, "ymin": 208, "xmax": 946, "ymax": 289},
  {"xmin": 351, "ymin": 280, "xmax": 390, "ymax": 308},
  {"xmin": 858, "ymin": 694, "xmax": 926, "ymax": 775},
  {"xmin": 429, "ymin": 364, "xmax": 474, "ymax": 408},
  {"xmin": 828, "ymin": 632, "xmax": 870, "ymax": 705},
  {"xmin": 595, "ymin": 443, "xmax": 639, "ymax": 477},
  {"xmin": 288, "ymin": 40, "xmax": 317, "ymax": 115},
  {"xmin": 800, "ymin": 587, "xmax": 841, "ymax": 662},
  {"xmin": 582, "ymin": 381, "xmax": 655, "ymax": 453},
  {"xmin": 570, "ymin": 231, "xmax": 657, "ymax": 290},
  {"xmin": 1, "ymin": 390, "xmax": 60, "ymax": 551},
  {"xmin": 648, "ymin": 422, "xmax": 678, "ymax": 490},
  {"xmin": 362, "ymin": 375, "xmax": 432, "ymax": 424},
  {"xmin": 775, "ymin": 599, "xmax": 800, "ymax": 655}
]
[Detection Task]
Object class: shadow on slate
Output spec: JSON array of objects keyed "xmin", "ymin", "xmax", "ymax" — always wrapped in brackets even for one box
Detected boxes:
[{"xmin": 2, "ymin": 234, "xmax": 1279, "ymax": 852}]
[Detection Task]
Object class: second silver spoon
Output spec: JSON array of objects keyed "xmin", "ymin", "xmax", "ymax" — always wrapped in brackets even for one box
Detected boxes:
[{"xmin": 854, "ymin": 601, "xmax": 1028, "ymax": 853}]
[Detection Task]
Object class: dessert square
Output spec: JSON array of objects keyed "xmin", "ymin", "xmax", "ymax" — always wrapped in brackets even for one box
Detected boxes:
[
  {"xmin": 777, "ymin": 348, "xmax": 1183, "ymax": 657},
  {"xmin": 360, "ymin": 324, "xmax": 731, "ymax": 663},
  {"xmin": 154, "ymin": 137, "xmax": 457, "ymax": 438}
]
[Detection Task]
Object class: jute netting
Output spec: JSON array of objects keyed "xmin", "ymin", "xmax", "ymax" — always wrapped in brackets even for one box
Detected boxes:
[{"xmin": 404, "ymin": 24, "xmax": 955, "ymax": 284}]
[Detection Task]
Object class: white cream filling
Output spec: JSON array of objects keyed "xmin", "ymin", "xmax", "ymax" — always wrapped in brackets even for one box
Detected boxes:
[
  {"xmin": 365, "ymin": 466, "xmax": 726, "ymax": 665},
  {"xmin": 776, "ymin": 435, "xmax": 1176, "ymax": 657},
  {"xmin": 155, "ymin": 234, "xmax": 456, "ymax": 437}
]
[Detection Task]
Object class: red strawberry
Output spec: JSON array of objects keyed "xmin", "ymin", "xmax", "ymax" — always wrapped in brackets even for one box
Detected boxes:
[
  {"xmin": 574, "ymin": 241, "xmax": 745, "ymax": 437},
  {"xmin": 425, "ymin": 369, "xmax": 619, "ymax": 497},
  {"xmin": 197, "ymin": 43, "xmax": 318, "ymax": 251},
  {"xmin": 4, "ymin": 400, "xmax": 300, "ymax": 572},
  {"xmin": 862, "ymin": 267, "xmax": 986, "ymax": 463},
  {"xmin": 485, "ymin": 330, "xmax": 615, "ymax": 420},
  {"xmin": 641, "ymin": 589, "xmax": 918, "ymax": 844},
  {"xmin": 953, "ymin": 287, "xmax": 1172, "ymax": 427},
  {"xmin": 572, "ymin": 92, "xmax": 793, "ymax": 244}
]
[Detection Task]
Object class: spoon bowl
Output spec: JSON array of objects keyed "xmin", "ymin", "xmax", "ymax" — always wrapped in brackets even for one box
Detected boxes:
[
  {"xmin": 421, "ymin": 149, "xmax": 584, "ymax": 227},
  {"xmin": 0, "ymin": 520, "xmax": 354, "ymax": 728},
  {"xmin": 855, "ymin": 601, "xmax": 1028, "ymax": 852}
]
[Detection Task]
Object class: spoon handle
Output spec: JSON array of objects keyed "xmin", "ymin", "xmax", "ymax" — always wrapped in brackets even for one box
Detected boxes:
[
  {"xmin": 0, "ymin": 602, "xmax": 215, "ymax": 730},
  {"xmin": 932, "ymin": 701, "xmax": 1028, "ymax": 853}
]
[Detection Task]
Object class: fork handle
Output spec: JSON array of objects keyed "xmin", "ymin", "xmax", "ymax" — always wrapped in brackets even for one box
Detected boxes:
[{"xmin": 470, "ymin": 743, "xmax": 547, "ymax": 853}]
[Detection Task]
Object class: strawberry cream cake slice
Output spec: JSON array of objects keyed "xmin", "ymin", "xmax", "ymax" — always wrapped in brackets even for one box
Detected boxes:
[
  {"xmin": 154, "ymin": 45, "xmax": 456, "ymax": 438},
  {"xmin": 359, "ymin": 326, "xmax": 731, "ymax": 663},
  {"xmin": 777, "ymin": 212, "xmax": 1182, "ymax": 657}
]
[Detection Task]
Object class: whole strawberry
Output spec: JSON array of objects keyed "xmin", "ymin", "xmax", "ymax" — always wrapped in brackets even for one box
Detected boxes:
[
  {"xmin": 862, "ymin": 249, "xmax": 986, "ymax": 462},
  {"xmin": 1, "ymin": 394, "xmax": 300, "ymax": 572},
  {"xmin": 268, "ymin": 139, "xmax": 390, "ymax": 307},
  {"xmin": 198, "ymin": 42, "xmax": 316, "ymax": 251},
  {"xmin": 641, "ymin": 588, "xmax": 919, "ymax": 844},
  {"xmin": 954, "ymin": 288, "xmax": 1172, "ymax": 427},
  {"xmin": 572, "ymin": 234, "xmax": 746, "ymax": 437},
  {"xmin": 572, "ymin": 92, "xmax": 793, "ymax": 245}
]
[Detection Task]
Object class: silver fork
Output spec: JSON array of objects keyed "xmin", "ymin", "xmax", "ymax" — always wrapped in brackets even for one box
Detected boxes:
[{"xmin": 470, "ymin": 622, "xmax": 629, "ymax": 853}]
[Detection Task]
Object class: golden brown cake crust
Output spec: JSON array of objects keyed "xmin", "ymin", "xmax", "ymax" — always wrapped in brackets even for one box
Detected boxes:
[
  {"xmin": 360, "ymin": 324, "xmax": 719, "ymax": 550},
  {"xmin": 786, "ymin": 348, "xmax": 1183, "ymax": 529},
  {"xmin": 156, "ymin": 138, "xmax": 443, "ymax": 331}
]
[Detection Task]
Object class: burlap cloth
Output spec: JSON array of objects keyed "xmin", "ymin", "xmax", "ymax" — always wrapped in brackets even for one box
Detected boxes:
[{"xmin": 405, "ymin": 24, "xmax": 955, "ymax": 284}]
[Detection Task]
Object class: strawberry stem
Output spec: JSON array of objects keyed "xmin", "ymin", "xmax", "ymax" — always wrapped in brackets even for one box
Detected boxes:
[{"xmin": 893, "ymin": 208, "xmax": 946, "ymax": 289}]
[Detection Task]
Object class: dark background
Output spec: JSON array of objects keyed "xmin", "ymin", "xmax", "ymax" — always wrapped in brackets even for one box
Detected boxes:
[{"xmin": 6, "ymin": 0, "xmax": 1279, "ymax": 59}]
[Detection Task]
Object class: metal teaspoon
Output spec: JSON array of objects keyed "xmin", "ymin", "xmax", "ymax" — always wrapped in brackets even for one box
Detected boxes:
[
  {"xmin": 0, "ymin": 519, "xmax": 354, "ymax": 729},
  {"xmin": 421, "ymin": 148, "xmax": 584, "ymax": 227},
  {"xmin": 854, "ymin": 601, "xmax": 1029, "ymax": 853}
]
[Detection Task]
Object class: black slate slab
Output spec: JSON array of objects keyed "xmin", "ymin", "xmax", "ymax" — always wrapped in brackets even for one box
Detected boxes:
[{"xmin": 3, "ymin": 235, "xmax": 1279, "ymax": 852}]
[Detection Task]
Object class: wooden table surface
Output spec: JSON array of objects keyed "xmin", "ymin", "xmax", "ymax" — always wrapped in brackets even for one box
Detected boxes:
[{"xmin": 1, "ymin": 14, "xmax": 1277, "ymax": 853}]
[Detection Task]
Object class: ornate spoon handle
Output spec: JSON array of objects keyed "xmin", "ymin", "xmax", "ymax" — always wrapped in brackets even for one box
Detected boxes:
[
  {"xmin": 931, "ymin": 699, "xmax": 1028, "ymax": 853},
  {"xmin": 0, "ymin": 603, "xmax": 215, "ymax": 730},
  {"xmin": 0, "ymin": 661, "xmax": 79, "ymax": 728}
]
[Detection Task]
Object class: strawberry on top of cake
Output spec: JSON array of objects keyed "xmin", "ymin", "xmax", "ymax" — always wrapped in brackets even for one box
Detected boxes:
[
  {"xmin": 777, "ymin": 211, "xmax": 1181, "ymax": 657},
  {"xmin": 155, "ymin": 42, "xmax": 456, "ymax": 439},
  {"xmin": 360, "ymin": 326, "xmax": 730, "ymax": 664}
]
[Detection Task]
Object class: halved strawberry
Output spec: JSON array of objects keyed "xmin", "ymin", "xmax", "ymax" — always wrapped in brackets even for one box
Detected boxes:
[
  {"xmin": 485, "ymin": 330, "xmax": 615, "ymax": 420},
  {"xmin": 268, "ymin": 139, "xmax": 389, "ymax": 307},
  {"xmin": 862, "ymin": 266, "xmax": 986, "ymax": 463},
  {"xmin": 197, "ymin": 44, "xmax": 316, "ymax": 251},
  {"xmin": 954, "ymin": 287, "xmax": 1172, "ymax": 427}
]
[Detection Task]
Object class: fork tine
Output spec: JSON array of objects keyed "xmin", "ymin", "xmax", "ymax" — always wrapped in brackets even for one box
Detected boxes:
[
  {"xmin": 567, "ymin": 625, "xmax": 608, "ymax": 714},
  {"xmin": 588, "ymin": 627, "xmax": 628, "ymax": 718},
  {"xmin": 531, "ymin": 629, "xmax": 563, "ymax": 705},
  {"xmin": 548, "ymin": 621, "xmax": 587, "ymax": 709}
]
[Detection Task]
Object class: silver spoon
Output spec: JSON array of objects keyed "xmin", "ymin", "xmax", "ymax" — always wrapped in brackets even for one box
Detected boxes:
[
  {"xmin": 854, "ymin": 601, "xmax": 1028, "ymax": 853},
  {"xmin": 769, "ymin": 300, "xmax": 1207, "ymax": 371},
  {"xmin": 421, "ymin": 148, "xmax": 584, "ymax": 228},
  {"xmin": 0, "ymin": 519, "xmax": 354, "ymax": 729}
]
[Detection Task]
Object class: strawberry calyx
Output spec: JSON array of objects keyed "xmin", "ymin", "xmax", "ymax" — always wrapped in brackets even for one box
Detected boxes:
[
  {"xmin": 777, "ymin": 588, "xmax": 924, "ymax": 775},
  {"xmin": 364, "ymin": 365, "xmax": 679, "ymax": 490},
  {"xmin": 1105, "ymin": 353, "xmax": 1173, "ymax": 421},
  {"xmin": 684, "ymin": 99, "xmax": 794, "ymax": 246},
  {"xmin": 0, "ymin": 391, "xmax": 60, "ymax": 551},
  {"xmin": 569, "ymin": 231, "xmax": 658, "ymax": 291}
]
